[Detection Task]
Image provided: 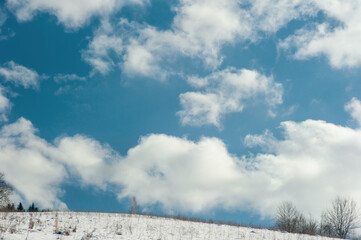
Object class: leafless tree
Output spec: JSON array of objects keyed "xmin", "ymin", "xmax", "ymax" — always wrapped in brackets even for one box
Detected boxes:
[
  {"xmin": 321, "ymin": 196, "xmax": 359, "ymax": 239},
  {"xmin": 0, "ymin": 173, "xmax": 13, "ymax": 208},
  {"xmin": 275, "ymin": 201, "xmax": 304, "ymax": 233},
  {"xmin": 130, "ymin": 196, "xmax": 139, "ymax": 214}
]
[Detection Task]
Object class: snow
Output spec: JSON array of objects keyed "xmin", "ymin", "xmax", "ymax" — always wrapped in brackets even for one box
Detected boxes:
[{"xmin": 0, "ymin": 212, "xmax": 340, "ymax": 240}]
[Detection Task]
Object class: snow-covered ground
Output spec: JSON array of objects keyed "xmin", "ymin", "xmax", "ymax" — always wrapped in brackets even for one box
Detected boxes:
[{"xmin": 0, "ymin": 212, "xmax": 340, "ymax": 240}]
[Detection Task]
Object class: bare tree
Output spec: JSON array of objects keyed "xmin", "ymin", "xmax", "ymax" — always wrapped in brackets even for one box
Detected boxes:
[
  {"xmin": 130, "ymin": 196, "xmax": 139, "ymax": 214},
  {"xmin": 275, "ymin": 201, "xmax": 304, "ymax": 233},
  {"xmin": 321, "ymin": 196, "xmax": 359, "ymax": 239},
  {"xmin": 0, "ymin": 173, "xmax": 13, "ymax": 208}
]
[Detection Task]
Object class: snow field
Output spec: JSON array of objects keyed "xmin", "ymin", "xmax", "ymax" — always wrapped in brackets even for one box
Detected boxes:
[{"xmin": 0, "ymin": 212, "xmax": 340, "ymax": 240}]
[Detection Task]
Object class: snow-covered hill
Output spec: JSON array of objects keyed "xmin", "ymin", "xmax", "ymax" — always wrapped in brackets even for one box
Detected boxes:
[{"xmin": 0, "ymin": 212, "xmax": 339, "ymax": 240}]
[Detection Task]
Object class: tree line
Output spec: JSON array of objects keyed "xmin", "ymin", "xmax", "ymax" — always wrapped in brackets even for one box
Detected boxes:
[
  {"xmin": 275, "ymin": 197, "xmax": 359, "ymax": 239},
  {"xmin": 1, "ymin": 202, "xmax": 43, "ymax": 212}
]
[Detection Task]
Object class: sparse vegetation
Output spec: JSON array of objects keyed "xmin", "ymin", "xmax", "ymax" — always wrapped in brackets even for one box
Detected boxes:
[
  {"xmin": 130, "ymin": 196, "xmax": 139, "ymax": 214},
  {"xmin": 275, "ymin": 201, "xmax": 303, "ymax": 233},
  {"xmin": 0, "ymin": 210, "xmax": 355, "ymax": 239},
  {"xmin": 274, "ymin": 196, "xmax": 360, "ymax": 238},
  {"xmin": 321, "ymin": 196, "xmax": 359, "ymax": 239}
]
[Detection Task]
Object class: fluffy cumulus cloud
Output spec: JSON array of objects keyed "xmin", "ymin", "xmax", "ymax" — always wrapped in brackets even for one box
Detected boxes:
[
  {"xmin": 55, "ymin": 135, "xmax": 117, "ymax": 189},
  {"xmin": 102, "ymin": 95, "xmax": 361, "ymax": 217},
  {"xmin": 244, "ymin": 119, "xmax": 361, "ymax": 216},
  {"xmin": 114, "ymin": 98, "xmax": 361, "ymax": 217},
  {"xmin": 0, "ymin": 118, "xmax": 68, "ymax": 209},
  {"xmin": 112, "ymin": 134, "xmax": 245, "ymax": 212},
  {"xmin": 6, "ymin": 0, "xmax": 361, "ymax": 72},
  {"xmin": 6, "ymin": 0, "xmax": 148, "ymax": 29},
  {"xmin": 2, "ymin": 98, "xmax": 361, "ymax": 216},
  {"xmin": 81, "ymin": 0, "xmax": 361, "ymax": 77},
  {"xmin": 0, "ymin": 61, "xmax": 41, "ymax": 89},
  {"xmin": 84, "ymin": 0, "xmax": 250, "ymax": 78},
  {"xmin": 85, "ymin": 0, "xmax": 317, "ymax": 78},
  {"xmin": 280, "ymin": 0, "xmax": 361, "ymax": 68},
  {"xmin": 0, "ymin": 117, "xmax": 117, "ymax": 209},
  {"xmin": 178, "ymin": 68, "xmax": 283, "ymax": 127}
]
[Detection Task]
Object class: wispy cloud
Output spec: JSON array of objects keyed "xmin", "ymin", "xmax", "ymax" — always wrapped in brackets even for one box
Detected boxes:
[
  {"xmin": 0, "ymin": 61, "xmax": 42, "ymax": 89},
  {"xmin": 0, "ymin": 7, "xmax": 7, "ymax": 30},
  {"xmin": 82, "ymin": 19, "xmax": 124, "ymax": 75},
  {"xmin": 54, "ymin": 73, "xmax": 86, "ymax": 83},
  {"xmin": 0, "ymin": 86, "xmax": 11, "ymax": 122}
]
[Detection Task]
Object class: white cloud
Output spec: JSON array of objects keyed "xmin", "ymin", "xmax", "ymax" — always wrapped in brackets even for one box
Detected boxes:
[
  {"xmin": 0, "ymin": 118, "xmax": 116, "ymax": 209},
  {"xmin": 3, "ymin": 98, "xmax": 361, "ymax": 217},
  {"xmin": 0, "ymin": 86, "xmax": 11, "ymax": 122},
  {"xmin": 112, "ymin": 134, "xmax": 245, "ymax": 212},
  {"xmin": 244, "ymin": 118, "xmax": 361, "ymax": 217},
  {"xmin": 249, "ymin": 0, "xmax": 315, "ymax": 33},
  {"xmin": 280, "ymin": 0, "xmax": 361, "ymax": 68},
  {"xmin": 6, "ymin": 0, "xmax": 147, "ymax": 29},
  {"xmin": 0, "ymin": 61, "xmax": 41, "ymax": 89},
  {"xmin": 55, "ymin": 135, "xmax": 117, "ymax": 189},
  {"xmin": 0, "ymin": 118, "xmax": 68, "ymax": 209},
  {"xmin": 119, "ymin": 0, "xmax": 250, "ymax": 78},
  {"xmin": 111, "ymin": 102, "xmax": 361, "ymax": 217},
  {"xmin": 345, "ymin": 97, "xmax": 361, "ymax": 127},
  {"xmin": 110, "ymin": 98, "xmax": 361, "ymax": 216},
  {"xmin": 178, "ymin": 68, "xmax": 283, "ymax": 127},
  {"xmin": 83, "ymin": 0, "xmax": 318, "ymax": 78},
  {"xmin": 122, "ymin": 38, "xmax": 166, "ymax": 79},
  {"xmin": 82, "ymin": 20, "xmax": 124, "ymax": 75}
]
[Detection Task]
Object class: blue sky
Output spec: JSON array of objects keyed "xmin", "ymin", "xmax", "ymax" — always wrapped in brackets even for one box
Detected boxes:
[{"xmin": 1, "ymin": 0, "xmax": 361, "ymax": 225}]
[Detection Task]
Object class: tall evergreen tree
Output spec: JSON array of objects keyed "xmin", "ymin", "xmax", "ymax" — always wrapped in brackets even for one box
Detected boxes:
[{"xmin": 17, "ymin": 202, "xmax": 25, "ymax": 212}]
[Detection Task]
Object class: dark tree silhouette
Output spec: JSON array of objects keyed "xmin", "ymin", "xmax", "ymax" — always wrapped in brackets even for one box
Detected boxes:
[
  {"xmin": 17, "ymin": 202, "xmax": 25, "ymax": 212},
  {"xmin": 28, "ymin": 202, "xmax": 39, "ymax": 212}
]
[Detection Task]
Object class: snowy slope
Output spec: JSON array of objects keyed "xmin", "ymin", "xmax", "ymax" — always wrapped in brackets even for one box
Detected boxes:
[{"xmin": 0, "ymin": 212, "xmax": 340, "ymax": 240}]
